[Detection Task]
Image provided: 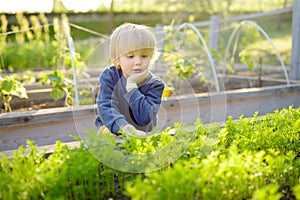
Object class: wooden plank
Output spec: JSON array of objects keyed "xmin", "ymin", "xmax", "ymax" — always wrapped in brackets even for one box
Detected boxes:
[
  {"xmin": 0, "ymin": 88, "xmax": 55, "ymax": 110},
  {"xmin": 0, "ymin": 104, "xmax": 96, "ymax": 127},
  {"xmin": 0, "ymin": 115, "xmax": 94, "ymax": 152}
]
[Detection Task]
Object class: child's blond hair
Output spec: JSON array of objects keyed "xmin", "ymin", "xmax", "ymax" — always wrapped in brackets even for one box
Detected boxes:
[{"xmin": 109, "ymin": 23, "xmax": 157, "ymax": 68}]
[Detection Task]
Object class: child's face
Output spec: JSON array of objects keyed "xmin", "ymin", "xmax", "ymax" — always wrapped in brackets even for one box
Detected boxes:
[{"xmin": 118, "ymin": 49, "xmax": 152, "ymax": 78}]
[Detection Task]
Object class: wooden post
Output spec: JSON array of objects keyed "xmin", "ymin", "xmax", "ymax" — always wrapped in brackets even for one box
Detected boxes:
[
  {"xmin": 209, "ymin": 15, "xmax": 220, "ymax": 51},
  {"xmin": 290, "ymin": 0, "xmax": 300, "ymax": 80}
]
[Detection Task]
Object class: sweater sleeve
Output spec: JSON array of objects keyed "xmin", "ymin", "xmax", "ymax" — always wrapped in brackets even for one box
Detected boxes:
[
  {"xmin": 96, "ymin": 68, "xmax": 128, "ymax": 134},
  {"xmin": 123, "ymin": 77, "xmax": 165, "ymax": 126}
]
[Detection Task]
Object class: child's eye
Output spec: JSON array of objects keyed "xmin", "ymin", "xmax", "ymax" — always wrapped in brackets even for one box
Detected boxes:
[
  {"xmin": 142, "ymin": 54, "xmax": 149, "ymax": 58},
  {"xmin": 127, "ymin": 55, "xmax": 134, "ymax": 58}
]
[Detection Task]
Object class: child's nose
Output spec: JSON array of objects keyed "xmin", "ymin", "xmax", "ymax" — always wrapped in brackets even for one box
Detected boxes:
[{"xmin": 135, "ymin": 57, "xmax": 142, "ymax": 66}]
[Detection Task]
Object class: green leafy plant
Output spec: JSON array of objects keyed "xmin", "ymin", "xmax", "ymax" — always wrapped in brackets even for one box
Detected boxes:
[
  {"xmin": 118, "ymin": 127, "xmax": 175, "ymax": 153},
  {"xmin": 0, "ymin": 75, "xmax": 28, "ymax": 112},
  {"xmin": 39, "ymin": 69, "xmax": 73, "ymax": 106},
  {"xmin": 239, "ymin": 50, "xmax": 263, "ymax": 86},
  {"xmin": 239, "ymin": 50, "xmax": 255, "ymax": 70},
  {"xmin": 20, "ymin": 70, "xmax": 36, "ymax": 84},
  {"xmin": 161, "ymin": 24, "xmax": 221, "ymax": 95},
  {"xmin": 162, "ymin": 26, "xmax": 197, "ymax": 78},
  {"xmin": 293, "ymin": 181, "xmax": 300, "ymax": 200},
  {"xmin": 160, "ymin": 25, "xmax": 198, "ymax": 95},
  {"xmin": 125, "ymin": 106, "xmax": 300, "ymax": 199},
  {"xmin": 1, "ymin": 106, "xmax": 300, "ymax": 199},
  {"xmin": 0, "ymin": 140, "xmax": 136, "ymax": 199}
]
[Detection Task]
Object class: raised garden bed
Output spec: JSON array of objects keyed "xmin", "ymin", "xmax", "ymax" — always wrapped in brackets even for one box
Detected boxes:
[
  {"xmin": 1, "ymin": 81, "xmax": 300, "ymax": 152},
  {"xmin": 0, "ymin": 73, "xmax": 289, "ymax": 111}
]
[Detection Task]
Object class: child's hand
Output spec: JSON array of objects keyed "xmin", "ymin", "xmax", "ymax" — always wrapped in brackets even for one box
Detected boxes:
[
  {"xmin": 127, "ymin": 69, "xmax": 149, "ymax": 84},
  {"xmin": 135, "ymin": 130, "xmax": 147, "ymax": 137},
  {"xmin": 122, "ymin": 124, "xmax": 147, "ymax": 137}
]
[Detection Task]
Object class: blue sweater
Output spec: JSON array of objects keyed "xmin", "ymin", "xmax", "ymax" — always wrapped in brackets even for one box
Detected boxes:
[{"xmin": 95, "ymin": 66, "xmax": 165, "ymax": 134}]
